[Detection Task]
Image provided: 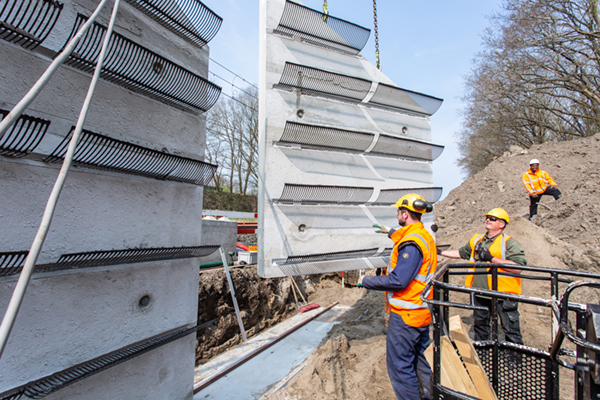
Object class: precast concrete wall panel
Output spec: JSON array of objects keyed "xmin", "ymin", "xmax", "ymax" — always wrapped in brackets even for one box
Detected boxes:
[
  {"xmin": 258, "ymin": 0, "xmax": 444, "ymax": 277},
  {"xmin": 0, "ymin": 0, "xmax": 222, "ymax": 397}
]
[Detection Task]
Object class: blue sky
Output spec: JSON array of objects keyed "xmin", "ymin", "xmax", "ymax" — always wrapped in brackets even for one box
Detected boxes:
[{"xmin": 203, "ymin": 0, "xmax": 502, "ymax": 199}]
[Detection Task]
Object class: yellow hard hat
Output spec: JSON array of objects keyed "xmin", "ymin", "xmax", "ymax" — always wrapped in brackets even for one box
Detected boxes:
[
  {"xmin": 485, "ymin": 208, "xmax": 510, "ymax": 224},
  {"xmin": 392, "ymin": 193, "xmax": 433, "ymax": 214}
]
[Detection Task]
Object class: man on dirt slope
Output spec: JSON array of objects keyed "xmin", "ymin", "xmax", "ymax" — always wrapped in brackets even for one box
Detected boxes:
[
  {"xmin": 522, "ymin": 158, "xmax": 561, "ymax": 220},
  {"xmin": 440, "ymin": 208, "xmax": 526, "ymax": 344},
  {"xmin": 357, "ymin": 193, "xmax": 437, "ymax": 400}
]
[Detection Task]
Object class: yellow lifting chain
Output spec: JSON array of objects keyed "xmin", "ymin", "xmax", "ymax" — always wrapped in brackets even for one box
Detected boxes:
[{"xmin": 322, "ymin": 1, "xmax": 329, "ymax": 21}]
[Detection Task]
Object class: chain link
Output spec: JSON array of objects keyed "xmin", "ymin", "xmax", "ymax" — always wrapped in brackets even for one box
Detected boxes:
[{"xmin": 373, "ymin": 0, "xmax": 380, "ymax": 70}]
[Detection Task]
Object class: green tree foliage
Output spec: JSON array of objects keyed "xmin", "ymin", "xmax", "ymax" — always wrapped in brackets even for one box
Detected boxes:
[{"xmin": 457, "ymin": 0, "xmax": 600, "ymax": 176}]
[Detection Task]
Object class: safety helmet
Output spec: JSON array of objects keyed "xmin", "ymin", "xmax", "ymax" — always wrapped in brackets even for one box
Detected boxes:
[
  {"xmin": 392, "ymin": 193, "xmax": 433, "ymax": 214},
  {"xmin": 529, "ymin": 159, "xmax": 540, "ymax": 165},
  {"xmin": 485, "ymin": 208, "xmax": 509, "ymax": 224}
]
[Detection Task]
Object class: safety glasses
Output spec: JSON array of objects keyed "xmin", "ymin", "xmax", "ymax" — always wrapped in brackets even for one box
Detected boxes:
[{"xmin": 485, "ymin": 216, "xmax": 499, "ymax": 222}]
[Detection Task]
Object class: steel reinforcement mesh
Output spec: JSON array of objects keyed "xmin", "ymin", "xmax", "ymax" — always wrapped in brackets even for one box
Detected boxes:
[
  {"xmin": 372, "ymin": 187, "xmax": 443, "ymax": 206},
  {"xmin": 274, "ymin": 62, "xmax": 371, "ymax": 102},
  {"xmin": 59, "ymin": 14, "xmax": 221, "ymax": 114},
  {"xmin": 273, "ymin": 0, "xmax": 370, "ymax": 54},
  {"xmin": 0, "ymin": 109, "xmax": 50, "ymax": 157},
  {"xmin": 44, "ymin": 128, "xmax": 217, "ymax": 186},
  {"xmin": 278, "ymin": 121, "xmax": 374, "ymax": 152},
  {"xmin": 276, "ymin": 183, "xmax": 374, "ymax": 205},
  {"xmin": 368, "ymin": 83, "xmax": 443, "ymax": 116},
  {"xmin": 123, "ymin": 0, "xmax": 221, "ymax": 47},
  {"xmin": 0, "ymin": 0, "xmax": 63, "ymax": 49},
  {"xmin": 476, "ymin": 344, "xmax": 554, "ymax": 399}
]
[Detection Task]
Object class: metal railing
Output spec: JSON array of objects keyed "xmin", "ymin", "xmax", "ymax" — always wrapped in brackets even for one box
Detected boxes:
[
  {"xmin": 422, "ymin": 262, "xmax": 600, "ymax": 399},
  {"xmin": 0, "ymin": 109, "xmax": 50, "ymax": 157},
  {"xmin": 123, "ymin": 0, "xmax": 221, "ymax": 47},
  {"xmin": 44, "ymin": 127, "xmax": 217, "ymax": 186},
  {"xmin": 273, "ymin": 0, "xmax": 370, "ymax": 54},
  {"xmin": 0, "ymin": 0, "xmax": 63, "ymax": 49},
  {"xmin": 59, "ymin": 14, "xmax": 222, "ymax": 113}
]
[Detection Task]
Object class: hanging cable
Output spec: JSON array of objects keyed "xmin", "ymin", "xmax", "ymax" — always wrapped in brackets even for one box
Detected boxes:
[
  {"xmin": 373, "ymin": 0, "xmax": 380, "ymax": 70},
  {"xmin": 0, "ymin": 0, "xmax": 122, "ymax": 359},
  {"xmin": 0, "ymin": 0, "xmax": 112, "ymax": 141},
  {"xmin": 209, "ymin": 57, "xmax": 257, "ymax": 89},
  {"xmin": 322, "ymin": 1, "xmax": 329, "ymax": 22}
]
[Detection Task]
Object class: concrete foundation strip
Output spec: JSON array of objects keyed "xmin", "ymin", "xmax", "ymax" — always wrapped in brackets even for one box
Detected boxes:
[{"xmin": 193, "ymin": 302, "xmax": 339, "ymax": 394}]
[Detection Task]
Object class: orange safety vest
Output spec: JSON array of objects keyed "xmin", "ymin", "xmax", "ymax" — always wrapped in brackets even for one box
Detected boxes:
[
  {"xmin": 386, "ymin": 222, "xmax": 437, "ymax": 327},
  {"xmin": 465, "ymin": 234, "xmax": 521, "ymax": 295},
  {"xmin": 522, "ymin": 169, "xmax": 557, "ymax": 196}
]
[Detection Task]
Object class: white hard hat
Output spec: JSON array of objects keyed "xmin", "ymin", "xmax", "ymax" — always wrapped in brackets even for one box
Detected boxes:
[{"xmin": 529, "ymin": 159, "xmax": 540, "ymax": 165}]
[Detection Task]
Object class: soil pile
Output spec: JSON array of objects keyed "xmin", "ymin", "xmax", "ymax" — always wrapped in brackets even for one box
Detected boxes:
[{"xmin": 267, "ymin": 135, "xmax": 600, "ymax": 399}]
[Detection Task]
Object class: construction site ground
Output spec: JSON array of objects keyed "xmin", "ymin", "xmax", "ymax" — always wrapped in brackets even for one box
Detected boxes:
[{"xmin": 196, "ymin": 134, "xmax": 600, "ymax": 399}]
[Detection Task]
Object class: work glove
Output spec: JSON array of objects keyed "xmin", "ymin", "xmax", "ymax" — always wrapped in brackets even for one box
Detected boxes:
[
  {"xmin": 478, "ymin": 248, "xmax": 494, "ymax": 262},
  {"xmin": 436, "ymin": 248, "xmax": 443, "ymax": 256},
  {"xmin": 373, "ymin": 224, "xmax": 390, "ymax": 234},
  {"xmin": 357, "ymin": 275, "xmax": 365, "ymax": 288}
]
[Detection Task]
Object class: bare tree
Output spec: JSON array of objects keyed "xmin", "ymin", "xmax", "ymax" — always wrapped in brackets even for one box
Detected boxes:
[
  {"xmin": 457, "ymin": 0, "xmax": 600, "ymax": 176},
  {"xmin": 205, "ymin": 86, "xmax": 258, "ymax": 194}
]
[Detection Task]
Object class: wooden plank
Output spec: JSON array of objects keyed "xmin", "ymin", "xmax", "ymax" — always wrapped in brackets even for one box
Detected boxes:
[
  {"xmin": 449, "ymin": 315, "xmax": 498, "ymax": 400},
  {"xmin": 425, "ymin": 336, "xmax": 478, "ymax": 396}
]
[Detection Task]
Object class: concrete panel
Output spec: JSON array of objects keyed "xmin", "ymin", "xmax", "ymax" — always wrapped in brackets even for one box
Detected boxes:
[
  {"xmin": 0, "ymin": 159, "xmax": 206, "ymax": 263},
  {"xmin": 43, "ymin": 336, "xmax": 196, "ymax": 400},
  {"xmin": 257, "ymin": 0, "xmax": 442, "ymax": 277},
  {"xmin": 0, "ymin": 259, "xmax": 199, "ymax": 391},
  {"xmin": 197, "ymin": 220, "xmax": 238, "ymax": 264}
]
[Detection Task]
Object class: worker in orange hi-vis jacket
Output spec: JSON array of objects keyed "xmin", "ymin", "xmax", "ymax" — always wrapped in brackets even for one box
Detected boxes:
[
  {"xmin": 522, "ymin": 159, "xmax": 561, "ymax": 220},
  {"xmin": 358, "ymin": 193, "xmax": 437, "ymax": 400}
]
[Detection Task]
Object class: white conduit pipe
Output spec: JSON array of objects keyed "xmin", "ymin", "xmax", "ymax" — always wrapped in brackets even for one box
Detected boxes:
[
  {"xmin": 0, "ymin": 0, "xmax": 111, "ymax": 141},
  {"xmin": 0, "ymin": 0, "xmax": 122, "ymax": 359}
]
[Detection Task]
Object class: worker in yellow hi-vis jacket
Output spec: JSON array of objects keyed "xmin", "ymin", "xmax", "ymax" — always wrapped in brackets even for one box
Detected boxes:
[{"xmin": 522, "ymin": 159, "xmax": 561, "ymax": 219}]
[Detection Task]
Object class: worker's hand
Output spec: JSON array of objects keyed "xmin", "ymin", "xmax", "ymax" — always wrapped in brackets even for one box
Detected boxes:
[
  {"xmin": 373, "ymin": 224, "xmax": 390, "ymax": 234},
  {"xmin": 478, "ymin": 248, "xmax": 494, "ymax": 262},
  {"xmin": 357, "ymin": 275, "xmax": 365, "ymax": 288}
]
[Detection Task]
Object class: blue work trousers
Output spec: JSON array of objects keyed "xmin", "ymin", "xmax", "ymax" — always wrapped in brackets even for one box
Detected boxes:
[{"xmin": 387, "ymin": 311, "xmax": 431, "ymax": 400}]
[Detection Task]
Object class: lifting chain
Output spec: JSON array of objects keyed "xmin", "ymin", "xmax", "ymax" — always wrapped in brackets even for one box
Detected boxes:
[
  {"xmin": 322, "ymin": 1, "xmax": 329, "ymax": 22},
  {"xmin": 373, "ymin": 0, "xmax": 380, "ymax": 70}
]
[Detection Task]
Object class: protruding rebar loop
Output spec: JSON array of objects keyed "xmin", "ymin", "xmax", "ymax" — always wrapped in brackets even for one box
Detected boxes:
[
  {"xmin": 0, "ymin": 0, "xmax": 120, "ymax": 361},
  {"xmin": 0, "ymin": 0, "xmax": 63, "ymax": 49},
  {"xmin": 0, "ymin": 109, "xmax": 50, "ymax": 157},
  {"xmin": 122, "ymin": 0, "xmax": 221, "ymax": 47},
  {"xmin": 44, "ymin": 128, "xmax": 218, "ymax": 186},
  {"xmin": 59, "ymin": 14, "xmax": 222, "ymax": 113},
  {"xmin": 0, "ymin": 0, "xmax": 110, "ymax": 142},
  {"xmin": 274, "ymin": 0, "xmax": 370, "ymax": 54}
]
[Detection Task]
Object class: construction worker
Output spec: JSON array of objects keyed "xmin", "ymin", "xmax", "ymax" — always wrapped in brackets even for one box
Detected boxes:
[
  {"xmin": 440, "ymin": 208, "xmax": 526, "ymax": 344},
  {"xmin": 358, "ymin": 193, "xmax": 436, "ymax": 400},
  {"xmin": 522, "ymin": 159, "xmax": 561, "ymax": 219}
]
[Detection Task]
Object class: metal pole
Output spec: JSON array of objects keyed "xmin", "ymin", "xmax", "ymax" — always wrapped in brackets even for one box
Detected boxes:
[
  {"xmin": 0, "ymin": 0, "xmax": 112, "ymax": 140},
  {"xmin": 220, "ymin": 247, "xmax": 247, "ymax": 342},
  {"xmin": 0, "ymin": 0, "xmax": 121, "ymax": 359}
]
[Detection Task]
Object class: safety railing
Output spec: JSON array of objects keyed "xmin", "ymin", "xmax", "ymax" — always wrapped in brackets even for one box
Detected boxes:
[
  {"xmin": 59, "ymin": 14, "xmax": 221, "ymax": 113},
  {"xmin": 0, "ymin": 252, "xmax": 29, "ymax": 277},
  {"xmin": 0, "ymin": 109, "xmax": 50, "ymax": 157},
  {"xmin": 0, "ymin": 0, "xmax": 63, "ymax": 49},
  {"xmin": 0, "ymin": 321, "xmax": 213, "ymax": 400},
  {"xmin": 276, "ymin": 183, "xmax": 374, "ymax": 205},
  {"xmin": 273, "ymin": 0, "xmax": 370, "ymax": 54},
  {"xmin": 277, "ymin": 121, "xmax": 444, "ymax": 161},
  {"xmin": 421, "ymin": 262, "xmax": 600, "ymax": 400},
  {"xmin": 44, "ymin": 128, "xmax": 217, "ymax": 186},
  {"xmin": 123, "ymin": 0, "xmax": 221, "ymax": 47},
  {"xmin": 0, "ymin": 246, "xmax": 220, "ymax": 277},
  {"xmin": 274, "ymin": 62, "xmax": 443, "ymax": 116},
  {"xmin": 371, "ymin": 187, "xmax": 443, "ymax": 205}
]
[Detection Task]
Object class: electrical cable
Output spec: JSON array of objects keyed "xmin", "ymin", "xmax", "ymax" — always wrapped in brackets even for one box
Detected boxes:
[
  {"xmin": 210, "ymin": 72, "xmax": 257, "ymax": 99},
  {"xmin": 209, "ymin": 57, "xmax": 258, "ymax": 89}
]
